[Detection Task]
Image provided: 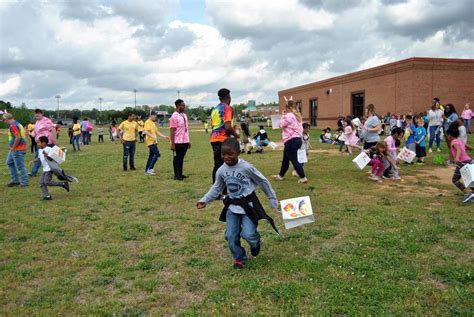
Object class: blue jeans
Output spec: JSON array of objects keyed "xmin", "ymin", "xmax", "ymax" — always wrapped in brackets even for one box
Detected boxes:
[
  {"xmin": 145, "ymin": 144, "xmax": 160, "ymax": 171},
  {"xmin": 428, "ymin": 125, "xmax": 441, "ymax": 149},
  {"xmin": 72, "ymin": 134, "xmax": 81, "ymax": 151},
  {"xmin": 6, "ymin": 150, "xmax": 28, "ymax": 185},
  {"xmin": 279, "ymin": 137, "xmax": 305, "ymax": 178},
  {"xmin": 123, "ymin": 141, "xmax": 136, "ymax": 170},
  {"xmin": 225, "ymin": 209, "xmax": 260, "ymax": 261},
  {"xmin": 464, "ymin": 119, "xmax": 471, "ymax": 133}
]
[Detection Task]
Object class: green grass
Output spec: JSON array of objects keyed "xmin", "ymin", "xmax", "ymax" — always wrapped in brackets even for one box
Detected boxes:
[{"xmin": 0, "ymin": 127, "xmax": 473, "ymax": 315}]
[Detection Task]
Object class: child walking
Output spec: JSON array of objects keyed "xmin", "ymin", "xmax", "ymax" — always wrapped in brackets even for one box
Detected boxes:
[
  {"xmin": 415, "ymin": 118, "xmax": 427, "ymax": 164},
  {"xmin": 344, "ymin": 118, "xmax": 362, "ymax": 155},
  {"xmin": 197, "ymin": 138, "xmax": 279, "ymax": 269},
  {"xmin": 383, "ymin": 127, "xmax": 402, "ymax": 180},
  {"xmin": 36, "ymin": 136, "xmax": 70, "ymax": 200},
  {"xmin": 446, "ymin": 123, "xmax": 474, "ymax": 203}
]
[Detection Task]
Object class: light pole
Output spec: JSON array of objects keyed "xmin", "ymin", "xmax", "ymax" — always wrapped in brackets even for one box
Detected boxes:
[
  {"xmin": 55, "ymin": 95, "xmax": 61, "ymax": 120},
  {"xmin": 134, "ymin": 89, "xmax": 137, "ymax": 107},
  {"xmin": 177, "ymin": 90, "xmax": 181, "ymax": 99},
  {"xmin": 98, "ymin": 97, "xmax": 103, "ymax": 122}
]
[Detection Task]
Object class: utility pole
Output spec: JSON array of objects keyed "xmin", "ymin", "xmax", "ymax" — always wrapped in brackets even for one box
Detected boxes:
[
  {"xmin": 134, "ymin": 89, "xmax": 137, "ymax": 107},
  {"xmin": 98, "ymin": 97, "xmax": 103, "ymax": 122},
  {"xmin": 177, "ymin": 90, "xmax": 181, "ymax": 99},
  {"xmin": 55, "ymin": 95, "xmax": 61, "ymax": 120}
]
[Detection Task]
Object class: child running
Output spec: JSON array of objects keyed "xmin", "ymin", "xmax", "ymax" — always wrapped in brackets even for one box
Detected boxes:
[
  {"xmin": 446, "ymin": 123, "xmax": 474, "ymax": 203},
  {"xmin": 197, "ymin": 138, "xmax": 279, "ymax": 269},
  {"xmin": 415, "ymin": 118, "xmax": 427, "ymax": 164},
  {"xmin": 36, "ymin": 136, "xmax": 70, "ymax": 200},
  {"xmin": 383, "ymin": 127, "xmax": 402, "ymax": 180}
]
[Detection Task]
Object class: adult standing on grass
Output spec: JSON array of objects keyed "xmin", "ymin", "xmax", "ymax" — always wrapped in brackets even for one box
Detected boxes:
[
  {"xmin": 272, "ymin": 99, "xmax": 307, "ymax": 183},
  {"xmin": 461, "ymin": 103, "xmax": 472, "ymax": 134},
  {"xmin": 118, "ymin": 112, "xmax": 139, "ymax": 171},
  {"xmin": 170, "ymin": 99, "xmax": 191, "ymax": 180},
  {"xmin": 29, "ymin": 109, "xmax": 57, "ymax": 177},
  {"xmin": 143, "ymin": 111, "xmax": 170, "ymax": 176},
  {"xmin": 363, "ymin": 104, "xmax": 382, "ymax": 149},
  {"xmin": 3, "ymin": 113, "xmax": 28, "ymax": 187},
  {"xmin": 209, "ymin": 88, "xmax": 238, "ymax": 183},
  {"xmin": 81, "ymin": 118, "xmax": 89, "ymax": 145},
  {"xmin": 427, "ymin": 100, "xmax": 444, "ymax": 153},
  {"xmin": 71, "ymin": 117, "xmax": 81, "ymax": 151}
]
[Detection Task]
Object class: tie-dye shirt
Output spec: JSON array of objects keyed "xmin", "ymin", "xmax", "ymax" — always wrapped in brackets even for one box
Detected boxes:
[
  {"xmin": 210, "ymin": 102, "xmax": 233, "ymax": 143},
  {"xmin": 8, "ymin": 120, "xmax": 27, "ymax": 151}
]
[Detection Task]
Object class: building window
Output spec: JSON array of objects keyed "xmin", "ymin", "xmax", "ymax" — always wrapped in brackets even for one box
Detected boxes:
[
  {"xmin": 309, "ymin": 99, "xmax": 318, "ymax": 126},
  {"xmin": 352, "ymin": 92, "xmax": 364, "ymax": 118}
]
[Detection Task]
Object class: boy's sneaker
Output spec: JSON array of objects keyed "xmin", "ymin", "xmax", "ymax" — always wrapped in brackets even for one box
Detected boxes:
[
  {"xmin": 391, "ymin": 176, "xmax": 401, "ymax": 180},
  {"xmin": 251, "ymin": 242, "xmax": 261, "ymax": 257},
  {"xmin": 429, "ymin": 148, "xmax": 433, "ymax": 153},
  {"xmin": 62, "ymin": 182, "xmax": 70, "ymax": 192},
  {"xmin": 6, "ymin": 182, "xmax": 20, "ymax": 187},
  {"xmin": 272, "ymin": 175, "xmax": 283, "ymax": 181},
  {"xmin": 292, "ymin": 170, "xmax": 299, "ymax": 177},
  {"xmin": 145, "ymin": 170, "xmax": 156, "ymax": 176},
  {"xmin": 462, "ymin": 192, "xmax": 474, "ymax": 203},
  {"xmin": 43, "ymin": 195, "xmax": 52, "ymax": 200},
  {"xmin": 437, "ymin": 148, "xmax": 441, "ymax": 152},
  {"xmin": 233, "ymin": 260, "xmax": 245, "ymax": 269},
  {"xmin": 298, "ymin": 177, "xmax": 308, "ymax": 184}
]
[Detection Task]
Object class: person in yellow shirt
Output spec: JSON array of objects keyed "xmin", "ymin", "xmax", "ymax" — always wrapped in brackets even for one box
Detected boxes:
[
  {"xmin": 27, "ymin": 121, "xmax": 37, "ymax": 153},
  {"xmin": 137, "ymin": 116, "xmax": 145, "ymax": 143},
  {"xmin": 118, "ymin": 112, "xmax": 139, "ymax": 171},
  {"xmin": 143, "ymin": 111, "xmax": 170, "ymax": 176},
  {"xmin": 72, "ymin": 117, "xmax": 82, "ymax": 151}
]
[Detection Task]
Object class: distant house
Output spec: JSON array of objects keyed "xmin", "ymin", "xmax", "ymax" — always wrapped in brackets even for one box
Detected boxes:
[{"xmin": 278, "ymin": 57, "xmax": 474, "ymax": 128}]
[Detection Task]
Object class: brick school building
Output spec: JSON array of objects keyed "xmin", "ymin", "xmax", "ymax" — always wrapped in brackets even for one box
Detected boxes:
[{"xmin": 278, "ymin": 57, "xmax": 474, "ymax": 128}]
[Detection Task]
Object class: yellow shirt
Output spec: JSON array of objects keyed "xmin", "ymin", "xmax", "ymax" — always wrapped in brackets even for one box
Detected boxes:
[
  {"xmin": 144, "ymin": 119, "xmax": 158, "ymax": 146},
  {"xmin": 27, "ymin": 123, "xmax": 35, "ymax": 136},
  {"xmin": 137, "ymin": 120, "xmax": 144, "ymax": 132},
  {"xmin": 73, "ymin": 123, "xmax": 81, "ymax": 136},
  {"xmin": 118, "ymin": 120, "xmax": 138, "ymax": 141}
]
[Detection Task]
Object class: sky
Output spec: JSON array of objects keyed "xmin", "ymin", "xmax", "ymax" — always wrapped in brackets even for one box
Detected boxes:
[{"xmin": 0, "ymin": 0, "xmax": 472, "ymax": 110}]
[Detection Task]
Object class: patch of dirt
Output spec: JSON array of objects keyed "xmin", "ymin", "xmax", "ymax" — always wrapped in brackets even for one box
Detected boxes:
[{"xmin": 308, "ymin": 148, "xmax": 344, "ymax": 156}]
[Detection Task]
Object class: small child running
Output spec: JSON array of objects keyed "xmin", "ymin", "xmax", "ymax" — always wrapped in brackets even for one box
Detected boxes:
[
  {"xmin": 197, "ymin": 138, "xmax": 279, "ymax": 269},
  {"xmin": 446, "ymin": 123, "xmax": 474, "ymax": 203},
  {"xmin": 36, "ymin": 136, "xmax": 70, "ymax": 200}
]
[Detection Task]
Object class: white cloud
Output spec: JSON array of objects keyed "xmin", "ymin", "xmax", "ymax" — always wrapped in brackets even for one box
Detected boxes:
[{"xmin": 0, "ymin": 76, "xmax": 21, "ymax": 97}]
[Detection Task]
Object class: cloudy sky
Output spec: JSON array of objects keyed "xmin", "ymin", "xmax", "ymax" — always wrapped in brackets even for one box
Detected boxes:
[{"xmin": 0, "ymin": 0, "xmax": 472, "ymax": 110}]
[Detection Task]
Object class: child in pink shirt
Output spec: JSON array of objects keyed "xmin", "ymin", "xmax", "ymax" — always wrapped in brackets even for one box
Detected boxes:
[
  {"xmin": 383, "ymin": 127, "xmax": 402, "ymax": 180},
  {"xmin": 447, "ymin": 123, "xmax": 473, "ymax": 203}
]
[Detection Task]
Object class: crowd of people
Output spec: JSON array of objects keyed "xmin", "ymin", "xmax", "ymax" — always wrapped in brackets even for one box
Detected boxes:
[{"xmin": 2, "ymin": 93, "xmax": 473, "ymax": 269}]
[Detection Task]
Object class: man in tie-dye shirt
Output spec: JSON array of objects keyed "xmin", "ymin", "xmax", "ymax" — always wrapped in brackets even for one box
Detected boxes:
[
  {"xmin": 3, "ymin": 113, "xmax": 28, "ymax": 187},
  {"xmin": 210, "ymin": 88, "xmax": 238, "ymax": 184}
]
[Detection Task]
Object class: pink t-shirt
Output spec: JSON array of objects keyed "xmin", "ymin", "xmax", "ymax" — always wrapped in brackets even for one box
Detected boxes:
[
  {"xmin": 384, "ymin": 135, "xmax": 397, "ymax": 155},
  {"xmin": 450, "ymin": 138, "xmax": 471, "ymax": 162},
  {"xmin": 279, "ymin": 112, "xmax": 303, "ymax": 143},
  {"xmin": 461, "ymin": 109, "xmax": 472, "ymax": 120},
  {"xmin": 169, "ymin": 111, "xmax": 189, "ymax": 144},
  {"xmin": 34, "ymin": 116, "xmax": 56, "ymax": 144}
]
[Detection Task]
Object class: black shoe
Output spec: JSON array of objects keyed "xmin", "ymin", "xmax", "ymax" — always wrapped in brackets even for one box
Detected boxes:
[
  {"xmin": 62, "ymin": 182, "xmax": 70, "ymax": 192},
  {"xmin": 43, "ymin": 195, "xmax": 52, "ymax": 200},
  {"xmin": 6, "ymin": 182, "xmax": 20, "ymax": 187},
  {"xmin": 130, "ymin": 167, "xmax": 136, "ymax": 171},
  {"xmin": 247, "ymin": 151, "xmax": 251, "ymax": 154},
  {"xmin": 251, "ymin": 242, "xmax": 261, "ymax": 257},
  {"xmin": 181, "ymin": 175, "xmax": 188, "ymax": 179},
  {"xmin": 174, "ymin": 176, "xmax": 184, "ymax": 181}
]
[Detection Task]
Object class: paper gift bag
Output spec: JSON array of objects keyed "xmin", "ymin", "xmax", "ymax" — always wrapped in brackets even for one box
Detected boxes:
[
  {"xmin": 397, "ymin": 147, "xmax": 416, "ymax": 163},
  {"xmin": 269, "ymin": 141, "xmax": 277, "ymax": 150},
  {"xmin": 460, "ymin": 163, "xmax": 474, "ymax": 188},
  {"xmin": 297, "ymin": 148, "xmax": 307, "ymax": 163},
  {"xmin": 352, "ymin": 151, "xmax": 370, "ymax": 170},
  {"xmin": 271, "ymin": 115, "xmax": 281, "ymax": 129},
  {"xmin": 49, "ymin": 146, "xmax": 66, "ymax": 164},
  {"xmin": 280, "ymin": 196, "xmax": 314, "ymax": 229}
]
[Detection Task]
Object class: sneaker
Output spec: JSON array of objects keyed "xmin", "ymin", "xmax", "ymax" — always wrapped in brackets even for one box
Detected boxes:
[
  {"xmin": 391, "ymin": 176, "xmax": 401, "ymax": 180},
  {"xmin": 368, "ymin": 175, "xmax": 379, "ymax": 181},
  {"xmin": 298, "ymin": 177, "xmax": 308, "ymax": 183},
  {"xmin": 462, "ymin": 192, "xmax": 474, "ymax": 203},
  {"xmin": 437, "ymin": 148, "xmax": 441, "ymax": 152},
  {"xmin": 445, "ymin": 160, "xmax": 454, "ymax": 166},
  {"xmin": 233, "ymin": 260, "xmax": 244, "ymax": 269},
  {"xmin": 251, "ymin": 242, "xmax": 261, "ymax": 257},
  {"xmin": 181, "ymin": 175, "xmax": 188, "ymax": 179},
  {"xmin": 247, "ymin": 151, "xmax": 251, "ymax": 155},
  {"xmin": 272, "ymin": 175, "xmax": 283, "ymax": 181},
  {"xmin": 62, "ymin": 182, "xmax": 70, "ymax": 192},
  {"xmin": 429, "ymin": 148, "xmax": 433, "ymax": 153},
  {"xmin": 130, "ymin": 167, "xmax": 137, "ymax": 171},
  {"xmin": 292, "ymin": 170, "xmax": 299, "ymax": 177},
  {"xmin": 43, "ymin": 195, "xmax": 52, "ymax": 200},
  {"xmin": 145, "ymin": 170, "xmax": 156, "ymax": 176},
  {"xmin": 148, "ymin": 169, "xmax": 155, "ymax": 174},
  {"xmin": 6, "ymin": 182, "xmax": 20, "ymax": 187}
]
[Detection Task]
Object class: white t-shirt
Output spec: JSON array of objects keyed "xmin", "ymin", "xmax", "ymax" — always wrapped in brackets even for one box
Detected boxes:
[
  {"xmin": 38, "ymin": 147, "xmax": 52, "ymax": 172},
  {"xmin": 428, "ymin": 109, "xmax": 443, "ymax": 126},
  {"xmin": 459, "ymin": 125, "xmax": 467, "ymax": 144}
]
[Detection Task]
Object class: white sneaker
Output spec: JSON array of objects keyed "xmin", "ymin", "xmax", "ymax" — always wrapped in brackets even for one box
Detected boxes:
[
  {"xmin": 145, "ymin": 170, "xmax": 156, "ymax": 176},
  {"xmin": 272, "ymin": 175, "xmax": 283, "ymax": 181},
  {"xmin": 149, "ymin": 169, "xmax": 155, "ymax": 173},
  {"xmin": 298, "ymin": 177, "xmax": 308, "ymax": 183},
  {"xmin": 437, "ymin": 148, "xmax": 441, "ymax": 152},
  {"xmin": 429, "ymin": 148, "xmax": 433, "ymax": 153},
  {"xmin": 292, "ymin": 170, "xmax": 299, "ymax": 177}
]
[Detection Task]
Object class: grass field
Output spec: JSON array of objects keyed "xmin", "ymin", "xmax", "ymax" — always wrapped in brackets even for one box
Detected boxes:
[{"xmin": 0, "ymin": 126, "xmax": 473, "ymax": 315}]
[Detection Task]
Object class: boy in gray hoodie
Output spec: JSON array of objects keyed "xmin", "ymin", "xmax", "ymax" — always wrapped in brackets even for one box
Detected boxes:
[{"xmin": 197, "ymin": 138, "xmax": 279, "ymax": 269}]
